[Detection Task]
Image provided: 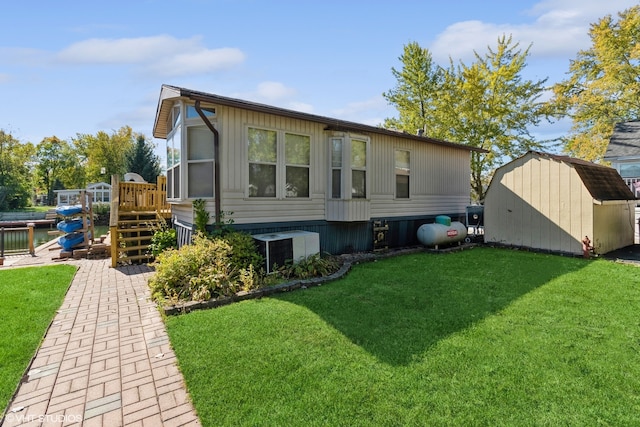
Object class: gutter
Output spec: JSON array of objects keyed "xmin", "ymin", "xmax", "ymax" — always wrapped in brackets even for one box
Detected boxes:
[{"xmin": 193, "ymin": 100, "xmax": 222, "ymax": 227}]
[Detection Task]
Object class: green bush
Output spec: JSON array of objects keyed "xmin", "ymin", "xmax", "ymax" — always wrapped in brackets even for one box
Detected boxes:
[
  {"xmin": 149, "ymin": 228, "xmax": 177, "ymax": 257},
  {"xmin": 219, "ymin": 231, "xmax": 264, "ymax": 273},
  {"xmin": 276, "ymin": 253, "xmax": 341, "ymax": 280},
  {"xmin": 149, "ymin": 232, "xmax": 263, "ymax": 304}
]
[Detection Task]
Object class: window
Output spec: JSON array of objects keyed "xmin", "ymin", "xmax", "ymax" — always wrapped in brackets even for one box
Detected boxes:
[
  {"xmin": 395, "ymin": 150, "xmax": 410, "ymax": 199},
  {"xmin": 248, "ymin": 127, "xmax": 310, "ymax": 198},
  {"xmin": 166, "ymin": 124, "xmax": 181, "ymax": 199},
  {"xmin": 351, "ymin": 139, "xmax": 367, "ymax": 198},
  {"xmin": 331, "ymin": 138, "xmax": 342, "ymax": 198},
  {"xmin": 248, "ymin": 128, "xmax": 277, "ymax": 197},
  {"xmin": 329, "ymin": 134, "xmax": 369, "ymax": 200},
  {"xmin": 285, "ymin": 133, "xmax": 310, "ymax": 198},
  {"xmin": 187, "ymin": 127, "xmax": 215, "ymax": 198},
  {"xmin": 619, "ymin": 162, "xmax": 640, "ymax": 178},
  {"xmin": 186, "ymin": 105, "xmax": 216, "ymax": 119}
]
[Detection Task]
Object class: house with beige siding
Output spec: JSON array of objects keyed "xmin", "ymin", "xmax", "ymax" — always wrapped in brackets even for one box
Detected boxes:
[
  {"xmin": 484, "ymin": 151, "xmax": 636, "ymax": 255},
  {"xmin": 152, "ymin": 84, "xmax": 483, "ymax": 254}
]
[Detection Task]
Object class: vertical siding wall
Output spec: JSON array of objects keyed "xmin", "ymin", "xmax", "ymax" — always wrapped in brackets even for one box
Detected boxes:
[
  {"xmin": 170, "ymin": 103, "xmax": 473, "ymax": 254},
  {"xmin": 593, "ymin": 202, "xmax": 635, "ymax": 253},
  {"xmin": 485, "ymin": 154, "xmax": 594, "ymax": 255}
]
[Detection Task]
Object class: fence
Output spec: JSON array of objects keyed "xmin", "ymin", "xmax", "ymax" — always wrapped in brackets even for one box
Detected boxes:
[{"xmin": 0, "ymin": 224, "xmax": 35, "ymax": 262}]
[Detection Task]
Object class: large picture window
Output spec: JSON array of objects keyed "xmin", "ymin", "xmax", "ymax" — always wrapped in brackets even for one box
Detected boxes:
[{"xmin": 248, "ymin": 127, "xmax": 310, "ymax": 198}]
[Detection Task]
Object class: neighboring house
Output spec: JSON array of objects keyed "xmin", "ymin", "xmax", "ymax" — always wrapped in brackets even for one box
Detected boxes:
[
  {"xmin": 152, "ymin": 84, "xmax": 484, "ymax": 254},
  {"xmin": 484, "ymin": 151, "xmax": 636, "ymax": 255},
  {"xmin": 604, "ymin": 121, "xmax": 640, "ymax": 198},
  {"xmin": 54, "ymin": 182, "xmax": 112, "ymax": 206}
]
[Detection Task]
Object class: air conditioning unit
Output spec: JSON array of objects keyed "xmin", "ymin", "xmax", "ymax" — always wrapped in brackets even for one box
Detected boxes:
[{"xmin": 252, "ymin": 230, "xmax": 320, "ymax": 273}]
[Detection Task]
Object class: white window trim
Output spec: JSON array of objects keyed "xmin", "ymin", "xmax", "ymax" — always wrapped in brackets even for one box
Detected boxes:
[
  {"xmin": 166, "ymin": 101, "xmax": 219, "ymax": 202},
  {"xmin": 185, "ymin": 125, "xmax": 216, "ymax": 200},
  {"xmin": 328, "ymin": 132, "xmax": 370, "ymax": 200},
  {"xmin": 394, "ymin": 148, "xmax": 411, "ymax": 200},
  {"xmin": 245, "ymin": 125, "xmax": 312, "ymax": 200}
]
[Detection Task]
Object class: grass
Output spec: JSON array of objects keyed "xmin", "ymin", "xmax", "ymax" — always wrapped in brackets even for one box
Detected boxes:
[
  {"xmin": 0, "ymin": 265, "xmax": 77, "ymax": 414},
  {"xmin": 165, "ymin": 247, "xmax": 640, "ymax": 426}
]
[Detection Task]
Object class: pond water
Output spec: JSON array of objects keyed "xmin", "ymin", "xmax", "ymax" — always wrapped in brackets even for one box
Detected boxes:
[{"xmin": 1, "ymin": 225, "xmax": 109, "ymax": 253}]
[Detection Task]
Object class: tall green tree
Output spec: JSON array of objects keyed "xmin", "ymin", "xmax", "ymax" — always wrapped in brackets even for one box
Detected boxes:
[
  {"xmin": 35, "ymin": 137, "xmax": 77, "ymax": 205},
  {"xmin": 384, "ymin": 35, "xmax": 550, "ymax": 202},
  {"xmin": 127, "ymin": 135, "xmax": 162, "ymax": 183},
  {"xmin": 73, "ymin": 126, "xmax": 135, "ymax": 183},
  {"xmin": 0, "ymin": 130, "xmax": 34, "ymax": 210},
  {"xmin": 383, "ymin": 42, "xmax": 443, "ymax": 133},
  {"xmin": 549, "ymin": 6, "xmax": 640, "ymax": 161}
]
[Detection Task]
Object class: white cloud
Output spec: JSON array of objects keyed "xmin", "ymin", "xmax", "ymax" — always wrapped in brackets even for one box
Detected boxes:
[
  {"xmin": 56, "ymin": 35, "xmax": 246, "ymax": 77},
  {"xmin": 256, "ymin": 81, "xmax": 296, "ymax": 100},
  {"xmin": 430, "ymin": 0, "xmax": 639, "ymax": 63},
  {"xmin": 331, "ymin": 96, "xmax": 387, "ymax": 118},
  {"xmin": 0, "ymin": 73, "xmax": 10, "ymax": 84},
  {"xmin": 287, "ymin": 101, "xmax": 314, "ymax": 113}
]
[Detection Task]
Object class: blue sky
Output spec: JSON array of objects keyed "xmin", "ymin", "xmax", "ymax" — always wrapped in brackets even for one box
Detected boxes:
[{"xmin": 1, "ymin": 0, "xmax": 638, "ymax": 162}]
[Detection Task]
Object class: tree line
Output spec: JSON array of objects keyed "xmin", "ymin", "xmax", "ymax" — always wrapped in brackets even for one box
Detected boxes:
[
  {"xmin": 0, "ymin": 126, "xmax": 161, "ymax": 210},
  {"xmin": 1, "ymin": 6, "xmax": 637, "ymax": 209},
  {"xmin": 384, "ymin": 6, "xmax": 640, "ymax": 202}
]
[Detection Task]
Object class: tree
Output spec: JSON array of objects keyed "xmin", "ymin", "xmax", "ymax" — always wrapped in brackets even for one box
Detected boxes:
[
  {"xmin": 73, "ymin": 126, "xmax": 135, "ymax": 183},
  {"xmin": 383, "ymin": 42, "xmax": 443, "ymax": 133},
  {"xmin": 384, "ymin": 36, "xmax": 551, "ymax": 202},
  {"xmin": 127, "ymin": 134, "xmax": 162, "ymax": 183},
  {"xmin": 35, "ymin": 137, "xmax": 76, "ymax": 205},
  {"xmin": 0, "ymin": 130, "xmax": 34, "ymax": 210},
  {"xmin": 549, "ymin": 6, "xmax": 640, "ymax": 161}
]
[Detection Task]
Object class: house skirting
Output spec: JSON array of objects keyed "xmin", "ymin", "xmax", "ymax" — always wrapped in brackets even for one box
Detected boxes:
[{"xmin": 173, "ymin": 213, "xmax": 466, "ymax": 255}]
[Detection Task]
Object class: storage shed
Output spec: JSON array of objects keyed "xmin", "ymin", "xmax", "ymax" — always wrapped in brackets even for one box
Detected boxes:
[{"xmin": 484, "ymin": 151, "xmax": 636, "ymax": 255}]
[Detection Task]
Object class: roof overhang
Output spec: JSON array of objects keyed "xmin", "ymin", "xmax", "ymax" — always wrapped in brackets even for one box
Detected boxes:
[{"xmin": 152, "ymin": 84, "xmax": 487, "ymax": 153}]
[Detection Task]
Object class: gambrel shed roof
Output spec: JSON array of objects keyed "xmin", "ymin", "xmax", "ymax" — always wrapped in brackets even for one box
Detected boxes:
[{"xmin": 530, "ymin": 151, "xmax": 635, "ymax": 201}]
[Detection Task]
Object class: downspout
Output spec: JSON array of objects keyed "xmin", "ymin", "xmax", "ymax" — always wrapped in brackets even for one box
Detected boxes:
[{"xmin": 193, "ymin": 100, "xmax": 221, "ymax": 227}]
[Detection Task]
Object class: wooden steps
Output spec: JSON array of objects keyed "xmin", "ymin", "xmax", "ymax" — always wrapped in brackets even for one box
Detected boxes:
[{"xmin": 113, "ymin": 210, "xmax": 161, "ymax": 265}]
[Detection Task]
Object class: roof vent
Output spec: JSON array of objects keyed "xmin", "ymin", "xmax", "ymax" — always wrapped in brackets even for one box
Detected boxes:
[{"xmin": 417, "ymin": 128, "xmax": 424, "ymax": 136}]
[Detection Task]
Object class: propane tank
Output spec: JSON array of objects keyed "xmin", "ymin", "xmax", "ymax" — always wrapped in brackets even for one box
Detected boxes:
[{"xmin": 417, "ymin": 221, "xmax": 467, "ymax": 247}]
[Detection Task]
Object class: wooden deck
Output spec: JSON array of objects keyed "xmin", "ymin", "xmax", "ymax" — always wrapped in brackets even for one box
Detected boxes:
[{"xmin": 109, "ymin": 175, "xmax": 171, "ymax": 267}]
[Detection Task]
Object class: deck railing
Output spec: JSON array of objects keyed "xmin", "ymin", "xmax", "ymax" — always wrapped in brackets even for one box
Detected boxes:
[
  {"xmin": 109, "ymin": 175, "xmax": 170, "ymax": 226},
  {"xmin": 0, "ymin": 224, "xmax": 35, "ymax": 264},
  {"xmin": 109, "ymin": 175, "xmax": 170, "ymax": 267}
]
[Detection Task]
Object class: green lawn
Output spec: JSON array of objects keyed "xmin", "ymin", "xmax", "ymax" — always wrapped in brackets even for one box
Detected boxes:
[
  {"xmin": 166, "ymin": 248, "xmax": 640, "ymax": 426},
  {"xmin": 0, "ymin": 265, "xmax": 77, "ymax": 414}
]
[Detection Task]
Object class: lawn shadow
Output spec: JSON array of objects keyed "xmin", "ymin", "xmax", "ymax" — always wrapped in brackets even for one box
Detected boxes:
[{"xmin": 274, "ymin": 248, "xmax": 589, "ymax": 366}]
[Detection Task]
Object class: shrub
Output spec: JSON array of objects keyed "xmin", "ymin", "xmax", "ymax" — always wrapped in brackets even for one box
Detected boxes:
[
  {"xmin": 219, "ymin": 231, "xmax": 264, "ymax": 273},
  {"xmin": 149, "ymin": 232, "xmax": 263, "ymax": 304},
  {"xmin": 276, "ymin": 253, "xmax": 341, "ymax": 280},
  {"xmin": 192, "ymin": 199, "xmax": 210, "ymax": 234},
  {"xmin": 149, "ymin": 228, "xmax": 177, "ymax": 257}
]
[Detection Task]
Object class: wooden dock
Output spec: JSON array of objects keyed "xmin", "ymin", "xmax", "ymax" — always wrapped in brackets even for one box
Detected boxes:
[{"xmin": 0, "ymin": 219, "xmax": 55, "ymax": 228}]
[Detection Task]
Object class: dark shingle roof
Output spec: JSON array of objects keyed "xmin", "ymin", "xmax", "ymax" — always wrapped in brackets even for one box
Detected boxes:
[
  {"xmin": 531, "ymin": 151, "xmax": 635, "ymax": 201},
  {"xmin": 604, "ymin": 121, "xmax": 640, "ymax": 159}
]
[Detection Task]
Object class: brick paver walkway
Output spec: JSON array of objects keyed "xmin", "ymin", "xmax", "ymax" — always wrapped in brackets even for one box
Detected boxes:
[{"xmin": 1, "ymin": 251, "xmax": 201, "ymax": 426}]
